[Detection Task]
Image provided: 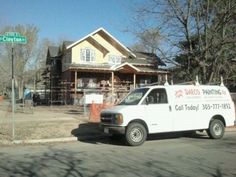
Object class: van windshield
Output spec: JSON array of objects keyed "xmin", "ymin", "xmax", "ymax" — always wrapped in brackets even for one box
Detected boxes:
[{"xmin": 119, "ymin": 88, "xmax": 149, "ymax": 105}]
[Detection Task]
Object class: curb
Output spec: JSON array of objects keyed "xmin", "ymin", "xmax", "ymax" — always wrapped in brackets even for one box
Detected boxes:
[
  {"xmin": 226, "ymin": 126, "xmax": 236, "ymax": 132},
  {"xmin": 0, "ymin": 134, "xmax": 107, "ymax": 145},
  {"xmin": 13, "ymin": 137, "xmax": 78, "ymax": 144},
  {"xmin": 1, "ymin": 127, "xmax": 235, "ymax": 145},
  {"xmin": 0, "ymin": 137, "xmax": 77, "ymax": 146}
]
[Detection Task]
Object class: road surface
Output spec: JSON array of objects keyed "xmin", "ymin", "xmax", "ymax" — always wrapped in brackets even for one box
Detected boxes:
[{"xmin": 0, "ymin": 131, "xmax": 236, "ymax": 177}]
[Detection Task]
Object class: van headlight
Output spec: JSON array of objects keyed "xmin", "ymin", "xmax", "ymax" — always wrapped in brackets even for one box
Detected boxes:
[{"xmin": 113, "ymin": 113, "xmax": 123, "ymax": 125}]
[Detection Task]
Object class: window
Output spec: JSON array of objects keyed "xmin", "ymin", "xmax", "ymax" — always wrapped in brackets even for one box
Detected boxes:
[
  {"xmin": 81, "ymin": 48, "xmax": 95, "ymax": 62},
  {"xmin": 119, "ymin": 88, "xmax": 149, "ymax": 105},
  {"xmin": 139, "ymin": 79, "xmax": 151, "ymax": 87},
  {"xmin": 108, "ymin": 55, "xmax": 122, "ymax": 65},
  {"xmin": 144, "ymin": 88, "xmax": 168, "ymax": 104}
]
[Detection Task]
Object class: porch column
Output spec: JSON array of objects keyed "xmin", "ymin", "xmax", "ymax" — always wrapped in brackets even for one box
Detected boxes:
[
  {"xmin": 74, "ymin": 71, "xmax": 77, "ymax": 104},
  {"xmin": 158, "ymin": 74, "xmax": 162, "ymax": 84},
  {"xmin": 111, "ymin": 71, "xmax": 114, "ymax": 96},
  {"xmin": 133, "ymin": 73, "xmax": 136, "ymax": 89}
]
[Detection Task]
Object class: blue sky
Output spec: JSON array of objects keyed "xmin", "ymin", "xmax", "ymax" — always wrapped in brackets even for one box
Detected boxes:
[{"xmin": 0, "ymin": 0, "xmax": 138, "ymax": 46}]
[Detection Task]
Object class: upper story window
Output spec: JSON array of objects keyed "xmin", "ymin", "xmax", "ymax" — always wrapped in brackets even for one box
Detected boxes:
[
  {"xmin": 108, "ymin": 55, "xmax": 122, "ymax": 65},
  {"xmin": 81, "ymin": 48, "xmax": 96, "ymax": 62}
]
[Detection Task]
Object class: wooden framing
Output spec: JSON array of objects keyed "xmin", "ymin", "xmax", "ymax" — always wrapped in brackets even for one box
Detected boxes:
[{"xmin": 45, "ymin": 28, "xmax": 169, "ymax": 105}]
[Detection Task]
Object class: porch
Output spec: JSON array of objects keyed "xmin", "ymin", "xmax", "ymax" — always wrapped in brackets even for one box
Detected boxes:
[{"xmin": 62, "ymin": 63, "xmax": 169, "ymax": 104}]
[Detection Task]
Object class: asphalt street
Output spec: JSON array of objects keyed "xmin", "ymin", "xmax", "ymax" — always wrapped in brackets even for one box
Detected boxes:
[{"xmin": 0, "ymin": 131, "xmax": 236, "ymax": 177}]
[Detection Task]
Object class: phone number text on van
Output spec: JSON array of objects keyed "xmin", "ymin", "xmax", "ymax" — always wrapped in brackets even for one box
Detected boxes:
[
  {"xmin": 175, "ymin": 103, "xmax": 231, "ymax": 112},
  {"xmin": 202, "ymin": 103, "xmax": 231, "ymax": 110}
]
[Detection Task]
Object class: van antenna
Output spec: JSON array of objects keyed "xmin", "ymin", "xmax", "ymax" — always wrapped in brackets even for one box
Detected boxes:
[
  {"xmin": 195, "ymin": 75, "xmax": 200, "ymax": 86},
  {"xmin": 220, "ymin": 76, "xmax": 224, "ymax": 86},
  {"xmin": 164, "ymin": 74, "xmax": 169, "ymax": 86}
]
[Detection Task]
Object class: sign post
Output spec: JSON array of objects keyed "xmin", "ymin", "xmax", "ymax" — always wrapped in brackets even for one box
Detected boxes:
[
  {"xmin": 11, "ymin": 47, "xmax": 15, "ymax": 140},
  {"xmin": 0, "ymin": 32, "xmax": 27, "ymax": 140}
]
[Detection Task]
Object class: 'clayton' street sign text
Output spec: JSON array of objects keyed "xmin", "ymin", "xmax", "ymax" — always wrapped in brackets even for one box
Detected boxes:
[{"xmin": 0, "ymin": 32, "xmax": 27, "ymax": 44}]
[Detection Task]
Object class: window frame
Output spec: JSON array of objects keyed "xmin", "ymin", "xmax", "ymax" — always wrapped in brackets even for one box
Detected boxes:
[
  {"xmin": 80, "ymin": 48, "xmax": 96, "ymax": 63},
  {"xmin": 108, "ymin": 55, "xmax": 122, "ymax": 65},
  {"xmin": 143, "ymin": 88, "xmax": 168, "ymax": 105}
]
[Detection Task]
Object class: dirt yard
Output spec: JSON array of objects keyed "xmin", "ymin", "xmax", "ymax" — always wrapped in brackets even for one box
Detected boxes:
[{"xmin": 0, "ymin": 99, "xmax": 90, "ymax": 142}]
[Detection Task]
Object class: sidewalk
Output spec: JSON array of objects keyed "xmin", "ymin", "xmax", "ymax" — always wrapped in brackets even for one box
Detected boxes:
[{"xmin": 225, "ymin": 125, "xmax": 236, "ymax": 132}]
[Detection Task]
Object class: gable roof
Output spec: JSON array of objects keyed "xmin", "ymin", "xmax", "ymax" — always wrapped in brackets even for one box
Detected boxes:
[
  {"xmin": 63, "ymin": 41, "xmax": 74, "ymax": 48},
  {"xmin": 48, "ymin": 46, "xmax": 60, "ymax": 57},
  {"xmin": 123, "ymin": 51, "xmax": 166, "ymax": 66},
  {"xmin": 66, "ymin": 27, "xmax": 136, "ymax": 58},
  {"xmin": 111, "ymin": 62, "xmax": 140, "ymax": 72},
  {"xmin": 46, "ymin": 46, "xmax": 61, "ymax": 65},
  {"xmin": 134, "ymin": 51, "xmax": 166, "ymax": 66}
]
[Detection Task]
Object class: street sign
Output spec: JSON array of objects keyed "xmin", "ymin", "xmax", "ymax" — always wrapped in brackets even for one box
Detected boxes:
[
  {"xmin": 0, "ymin": 32, "xmax": 27, "ymax": 44},
  {"xmin": 0, "ymin": 31, "xmax": 27, "ymax": 140}
]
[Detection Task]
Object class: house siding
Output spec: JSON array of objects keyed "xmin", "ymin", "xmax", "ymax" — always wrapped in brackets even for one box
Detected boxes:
[
  {"xmin": 93, "ymin": 33, "xmax": 125, "ymax": 57},
  {"xmin": 71, "ymin": 38, "xmax": 126, "ymax": 65},
  {"xmin": 71, "ymin": 40, "xmax": 104, "ymax": 64},
  {"xmin": 70, "ymin": 34, "xmax": 129, "ymax": 66}
]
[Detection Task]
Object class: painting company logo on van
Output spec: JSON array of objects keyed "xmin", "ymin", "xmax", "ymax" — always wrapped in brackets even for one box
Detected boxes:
[
  {"xmin": 175, "ymin": 90, "xmax": 183, "ymax": 98},
  {"xmin": 202, "ymin": 89, "xmax": 226, "ymax": 96},
  {"xmin": 184, "ymin": 89, "xmax": 201, "ymax": 95},
  {"xmin": 175, "ymin": 88, "xmax": 201, "ymax": 98}
]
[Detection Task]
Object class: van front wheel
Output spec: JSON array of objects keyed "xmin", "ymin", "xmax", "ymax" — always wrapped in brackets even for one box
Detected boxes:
[
  {"xmin": 207, "ymin": 119, "xmax": 225, "ymax": 139},
  {"xmin": 125, "ymin": 122, "xmax": 147, "ymax": 146}
]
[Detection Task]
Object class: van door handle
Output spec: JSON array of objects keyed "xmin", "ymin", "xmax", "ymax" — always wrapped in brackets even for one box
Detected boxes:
[{"xmin": 169, "ymin": 105, "xmax": 172, "ymax": 112}]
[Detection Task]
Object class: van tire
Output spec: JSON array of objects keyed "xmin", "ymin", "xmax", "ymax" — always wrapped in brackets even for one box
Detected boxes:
[
  {"xmin": 207, "ymin": 119, "xmax": 225, "ymax": 139},
  {"xmin": 125, "ymin": 122, "xmax": 147, "ymax": 146}
]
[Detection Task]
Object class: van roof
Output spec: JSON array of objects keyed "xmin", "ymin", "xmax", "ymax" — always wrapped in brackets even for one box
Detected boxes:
[
  {"xmin": 141, "ymin": 84, "xmax": 231, "ymax": 101},
  {"xmin": 143, "ymin": 84, "xmax": 227, "ymax": 89}
]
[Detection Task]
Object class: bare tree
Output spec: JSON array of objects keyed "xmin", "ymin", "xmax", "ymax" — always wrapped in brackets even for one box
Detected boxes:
[
  {"xmin": 29, "ymin": 38, "xmax": 55, "ymax": 92},
  {"xmin": 130, "ymin": 0, "xmax": 236, "ymax": 84},
  {"xmin": 0, "ymin": 24, "xmax": 39, "ymax": 98},
  {"xmin": 135, "ymin": 28, "xmax": 162, "ymax": 53},
  {"xmin": 0, "ymin": 54, "xmax": 11, "ymax": 96}
]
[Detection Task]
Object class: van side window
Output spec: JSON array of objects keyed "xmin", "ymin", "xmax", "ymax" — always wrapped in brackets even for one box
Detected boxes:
[{"xmin": 146, "ymin": 89, "xmax": 168, "ymax": 104}]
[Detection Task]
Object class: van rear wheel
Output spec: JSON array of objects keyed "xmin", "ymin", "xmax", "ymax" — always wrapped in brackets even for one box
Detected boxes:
[
  {"xmin": 207, "ymin": 119, "xmax": 225, "ymax": 139},
  {"xmin": 125, "ymin": 122, "xmax": 147, "ymax": 146}
]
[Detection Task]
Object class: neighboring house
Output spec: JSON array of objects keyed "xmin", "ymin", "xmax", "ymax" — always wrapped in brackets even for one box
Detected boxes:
[{"xmin": 44, "ymin": 28, "xmax": 168, "ymax": 104}]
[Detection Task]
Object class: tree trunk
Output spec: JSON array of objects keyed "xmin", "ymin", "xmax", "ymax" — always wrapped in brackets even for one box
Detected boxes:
[{"xmin": 17, "ymin": 79, "xmax": 24, "ymax": 99}]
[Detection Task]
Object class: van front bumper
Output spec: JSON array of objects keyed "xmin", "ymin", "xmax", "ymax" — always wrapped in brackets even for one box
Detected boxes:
[{"xmin": 100, "ymin": 124, "xmax": 126, "ymax": 135}]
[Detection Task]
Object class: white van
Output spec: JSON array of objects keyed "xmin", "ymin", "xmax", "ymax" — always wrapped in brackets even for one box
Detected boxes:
[{"xmin": 100, "ymin": 84, "xmax": 236, "ymax": 146}]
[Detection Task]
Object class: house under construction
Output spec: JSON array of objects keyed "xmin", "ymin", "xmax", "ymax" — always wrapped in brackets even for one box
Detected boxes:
[{"xmin": 42, "ymin": 28, "xmax": 169, "ymax": 105}]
